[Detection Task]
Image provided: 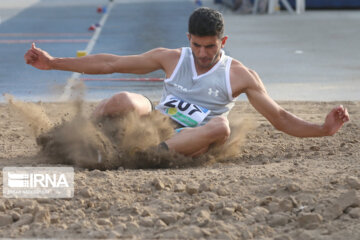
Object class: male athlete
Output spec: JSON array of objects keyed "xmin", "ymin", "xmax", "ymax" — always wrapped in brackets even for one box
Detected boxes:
[{"xmin": 24, "ymin": 7, "xmax": 349, "ymax": 157}]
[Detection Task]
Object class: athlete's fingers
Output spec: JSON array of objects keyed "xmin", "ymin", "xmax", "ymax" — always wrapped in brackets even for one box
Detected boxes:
[
  {"xmin": 27, "ymin": 56, "xmax": 35, "ymax": 63},
  {"xmin": 336, "ymin": 105, "xmax": 345, "ymax": 116},
  {"xmin": 336, "ymin": 105, "xmax": 344, "ymax": 113},
  {"xmin": 29, "ymin": 50, "xmax": 40, "ymax": 59},
  {"xmin": 31, "ymin": 43, "xmax": 42, "ymax": 54},
  {"xmin": 25, "ymin": 51, "xmax": 39, "ymax": 65},
  {"xmin": 31, "ymin": 52, "xmax": 38, "ymax": 58},
  {"xmin": 338, "ymin": 109, "xmax": 344, "ymax": 118},
  {"xmin": 26, "ymin": 58, "xmax": 34, "ymax": 64},
  {"xmin": 24, "ymin": 52, "xmax": 32, "ymax": 63},
  {"xmin": 24, "ymin": 51, "xmax": 30, "ymax": 60},
  {"xmin": 27, "ymin": 51, "xmax": 37, "ymax": 59},
  {"xmin": 342, "ymin": 108, "xmax": 350, "ymax": 122},
  {"xmin": 24, "ymin": 51, "xmax": 37, "ymax": 64},
  {"xmin": 335, "ymin": 105, "xmax": 350, "ymax": 122}
]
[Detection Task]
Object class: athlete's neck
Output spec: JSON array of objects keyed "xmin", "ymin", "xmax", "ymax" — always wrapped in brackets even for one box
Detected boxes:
[{"xmin": 194, "ymin": 51, "xmax": 222, "ymax": 75}]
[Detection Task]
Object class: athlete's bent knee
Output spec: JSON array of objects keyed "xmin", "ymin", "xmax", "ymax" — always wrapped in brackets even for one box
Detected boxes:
[
  {"xmin": 207, "ymin": 116, "xmax": 230, "ymax": 140},
  {"xmin": 104, "ymin": 92, "xmax": 137, "ymax": 115},
  {"xmin": 113, "ymin": 92, "xmax": 136, "ymax": 108}
]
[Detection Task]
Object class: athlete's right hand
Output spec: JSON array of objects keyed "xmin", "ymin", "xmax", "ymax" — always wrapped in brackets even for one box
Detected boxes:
[{"xmin": 24, "ymin": 43, "xmax": 54, "ymax": 70}]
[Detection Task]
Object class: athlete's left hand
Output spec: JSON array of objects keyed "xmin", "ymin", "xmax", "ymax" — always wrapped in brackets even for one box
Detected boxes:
[{"xmin": 322, "ymin": 105, "xmax": 350, "ymax": 136}]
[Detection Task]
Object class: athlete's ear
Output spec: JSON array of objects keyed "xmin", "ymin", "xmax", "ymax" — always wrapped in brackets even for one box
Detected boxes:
[
  {"xmin": 221, "ymin": 36, "xmax": 228, "ymax": 48},
  {"xmin": 187, "ymin": 33, "xmax": 191, "ymax": 41}
]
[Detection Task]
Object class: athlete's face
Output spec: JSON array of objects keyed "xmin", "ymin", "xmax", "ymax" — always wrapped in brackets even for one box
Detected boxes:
[{"xmin": 188, "ymin": 34, "xmax": 228, "ymax": 69}]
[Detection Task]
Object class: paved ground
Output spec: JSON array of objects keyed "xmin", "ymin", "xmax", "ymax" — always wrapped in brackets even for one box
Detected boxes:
[
  {"xmin": 0, "ymin": 0, "xmax": 359, "ymax": 101},
  {"xmin": 218, "ymin": 6, "xmax": 360, "ymax": 101},
  {"xmin": 0, "ymin": 0, "xmax": 194, "ymax": 101}
]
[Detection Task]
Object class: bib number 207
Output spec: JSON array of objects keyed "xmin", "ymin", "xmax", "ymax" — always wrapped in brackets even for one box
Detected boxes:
[
  {"xmin": 160, "ymin": 95, "xmax": 211, "ymax": 127},
  {"xmin": 164, "ymin": 99, "xmax": 201, "ymax": 116}
]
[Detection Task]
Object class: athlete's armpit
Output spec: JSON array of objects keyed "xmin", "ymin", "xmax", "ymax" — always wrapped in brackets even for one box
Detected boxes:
[{"xmin": 229, "ymin": 60, "xmax": 254, "ymax": 98}]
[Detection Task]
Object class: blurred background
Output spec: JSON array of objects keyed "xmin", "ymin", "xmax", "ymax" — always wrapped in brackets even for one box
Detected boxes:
[{"xmin": 0, "ymin": 0, "xmax": 359, "ymax": 102}]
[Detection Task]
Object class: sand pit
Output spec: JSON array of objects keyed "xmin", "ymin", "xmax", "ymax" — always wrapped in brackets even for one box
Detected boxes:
[{"xmin": 0, "ymin": 100, "xmax": 359, "ymax": 239}]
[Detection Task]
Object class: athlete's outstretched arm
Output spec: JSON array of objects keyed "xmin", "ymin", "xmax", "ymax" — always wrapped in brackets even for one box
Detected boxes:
[
  {"xmin": 240, "ymin": 69, "xmax": 350, "ymax": 137},
  {"xmin": 24, "ymin": 43, "xmax": 167, "ymax": 74}
]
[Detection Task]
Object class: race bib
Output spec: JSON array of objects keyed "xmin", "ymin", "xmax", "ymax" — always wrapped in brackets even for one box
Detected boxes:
[{"xmin": 158, "ymin": 95, "xmax": 211, "ymax": 127}]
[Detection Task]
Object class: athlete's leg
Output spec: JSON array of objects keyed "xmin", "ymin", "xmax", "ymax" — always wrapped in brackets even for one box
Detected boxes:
[
  {"xmin": 165, "ymin": 116, "xmax": 230, "ymax": 157},
  {"xmin": 91, "ymin": 91, "xmax": 152, "ymax": 119}
]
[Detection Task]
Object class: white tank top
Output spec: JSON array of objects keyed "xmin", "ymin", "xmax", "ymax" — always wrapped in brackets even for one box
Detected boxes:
[{"xmin": 156, "ymin": 47, "xmax": 235, "ymax": 126}]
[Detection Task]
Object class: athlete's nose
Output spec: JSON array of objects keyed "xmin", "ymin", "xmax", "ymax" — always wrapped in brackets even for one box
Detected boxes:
[{"xmin": 198, "ymin": 47, "xmax": 206, "ymax": 58}]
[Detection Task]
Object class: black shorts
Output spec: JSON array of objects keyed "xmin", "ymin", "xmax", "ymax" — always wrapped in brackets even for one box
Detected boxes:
[{"xmin": 143, "ymin": 95, "xmax": 155, "ymax": 111}]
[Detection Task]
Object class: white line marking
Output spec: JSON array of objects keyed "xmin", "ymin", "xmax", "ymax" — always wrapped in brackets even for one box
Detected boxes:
[{"xmin": 59, "ymin": 1, "xmax": 114, "ymax": 101}]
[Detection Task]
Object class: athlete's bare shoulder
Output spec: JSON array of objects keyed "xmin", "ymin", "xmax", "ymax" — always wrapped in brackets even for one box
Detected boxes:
[
  {"xmin": 229, "ymin": 58, "xmax": 261, "ymax": 97},
  {"xmin": 149, "ymin": 48, "xmax": 181, "ymax": 59},
  {"xmin": 151, "ymin": 48, "xmax": 182, "ymax": 78}
]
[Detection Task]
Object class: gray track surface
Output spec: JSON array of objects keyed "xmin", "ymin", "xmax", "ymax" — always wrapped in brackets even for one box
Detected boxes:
[
  {"xmin": 0, "ymin": 0, "xmax": 359, "ymax": 101},
  {"xmin": 0, "ymin": 0, "xmax": 195, "ymax": 101}
]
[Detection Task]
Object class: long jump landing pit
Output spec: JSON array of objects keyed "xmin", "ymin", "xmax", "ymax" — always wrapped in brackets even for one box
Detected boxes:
[{"xmin": 0, "ymin": 99, "xmax": 359, "ymax": 239}]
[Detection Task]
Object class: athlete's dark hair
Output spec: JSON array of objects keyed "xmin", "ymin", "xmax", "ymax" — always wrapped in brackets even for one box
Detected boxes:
[{"xmin": 188, "ymin": 7, "xmax": 224, "ymax": 38}]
